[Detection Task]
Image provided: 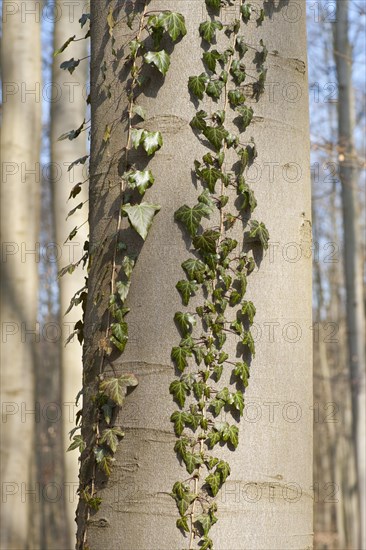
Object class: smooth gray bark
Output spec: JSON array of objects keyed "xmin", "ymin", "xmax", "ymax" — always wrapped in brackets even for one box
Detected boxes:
[{"xmin": 78, "ymin": 1, "xmax": 312, "ymax": 548}]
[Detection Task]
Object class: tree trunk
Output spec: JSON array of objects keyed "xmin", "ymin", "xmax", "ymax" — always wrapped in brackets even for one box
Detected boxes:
[
  {"xmin": 51, "ymin": 1, "xmax": 89, "ymax": 545},
  {"xmin": 333, "ymin": 2, "xmax": 366, "ymax": 547},
  {"xmin": 77, "ymin": 1, "xmax": 312, "ymax": 548},
  {"xmin": 0, "ymin": 1, "xmax": 42, "ymax": 547}
]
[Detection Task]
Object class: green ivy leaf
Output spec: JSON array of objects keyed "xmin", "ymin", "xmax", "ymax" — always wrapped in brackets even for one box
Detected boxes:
[
  {"xmin": 174, "ymin": 437, "xmax": 189, "ymax": 458},
  {"xmin": 238, "ymin": 181, "xmax": 257, "ymax": 212},
  {"xmin": 116, "ymin": 280, "xmax": 130, "ymax": 303},
  {"xmin": 176, "ymin": 280, "xmax": 198, "ymax": 306},
  {"xmin": 242, "ymin": 301, "xmax": 256, "ymax": 324},
  {"xmin": 199, "ymin": 20, "xmax": 223, "ymax": 43},
  {"xmin": 188, "ymin": 73, "xmax": 208, "ymax": 100},
  {"xmin": 242, "ymin": 330, "xmax": 255, "ymax": 356},
  {"xmin": 190, "ymin": 109, "xmax": 208, "ymax": 131},
  {"xmin": 54, "ymin": 35, "xmax": 75, "ymax": 56},
  {"xmin": 184, "ymin": 451, "xmax": 202, "ymax": 474},
  {"xmin": 127, "ymin": 169, "xmax": 154, "ymax": 195},
  {"xmin": 234, "ymin": 361, "xmax": 250, "ymax": 387},
  {"xmin": 205, "ymin": 0, "xmax": 221, "ymax": 11},
  {"xmin": 170, "ymin": 380, "xmax": 189, "ymax": 408},
  {"xmin": 216, "ymin": 460, "xmax": 231, "ymax": 482},
  {"xmin": 60, "ymin": 57, "xmax": 80, "ymax": 74},
  {"xmin": 158, "ymin": 11, "xmax": 187, "ymax": 41},
  {"xmin": 177, "ymin": 516, "xmax": 190, "ymax": 533},
  {"xmin": 193, "ymin": 230, "xmax": 220, "ymax": 253},
  {"xmin": 236, "ymin": 36, "xmax": 248, "ymax": 58},
  {"xmin": 110, "ymin": 322, "xmax": 128, "ymax": 352},
  {"xmin": 228, "ymin": 89, "xmax": 246, "ymax": 106},
  {"xmin": 233, "ymin": 391, "xmax": 244, "ymax": 415},
  {"xmin": 100, "ymin": 374, "xmax": 138, "ymax": 406},
  {"xmin": 205, "ymin": 472, "xmax": 221, "ymax": 496},
  {"xmin": 222, "ymin": 424, "xmax": 239, "ymax": 448},
  {"xmin": 171, "ymin": 410, "xmax": 189, "ymax": 435},
  {"xmin": 207, "ymin": 428, "xmax": 222, "ymax": 448},
  {"xmin": 206, "ymin": 79, "xmax": 225, "ymax": 100},
  {"xmin": 121, "ymin": 202, "xmax": 161, "ymax": 240},
  {"xmin": 201, "ymin": 536, "xmax": 214, "ymax": 550},
  {"xmin": 100, "ymin": 427, "xmax": 125, "ymax": 453},
  {"xmin": 230, "ymin": 60, "xmax": 246, "ymax": 85},
  {"xmin": 197, "ymin": 514, "xmax": 212, "ymax": 536},
  {"xmin": 202, "ymin": 125, "xmax": 228, "ymax": 151},
  {"xmin": 200, "ymin": 166, "xmax": 222, "ymax": 193},
  {"xmin": 132, "ymin": 104, "xmax": 146, "ymax": 120},
  {"xmin": 202, "ymin": 50, "xmax": 221, "ymax": 72},
  {"xmin": 175, "ymin": 203, "xmax": 211, "ymax": 237},
  {"xmin": 174, "ymin": 311, "xmax": 196, "ymax": 335},
  {"xmin": 144, "ymin": 50, "xmax": 170, "ymax": 76},
  {"xmin": 249, "ymin": 220, "xmax": 269, "ymax": 249},
  {"xmin": 171, "ymin": 346, "xmax": 192, "ymax": 371},
  {"xmin": 67, "ymin": 435, "xmax": 85, "ymax": 452},
  {"xmin": 236, "ymin": 105, "xmax": 253, "ymax": 130},
  {"xmin": 240, "ymin": 3, "xmax": 252, "ymax": 23},
  {"xmin": 182, "ymin": 258, "xmax": 206, "ymax": 283}
]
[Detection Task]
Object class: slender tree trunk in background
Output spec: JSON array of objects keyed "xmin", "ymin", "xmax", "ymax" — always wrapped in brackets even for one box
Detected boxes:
[
  {"xmin": 51, "ymin": 1, "xmax": 88, "ymax": 545},
  {"xmin": 77, "ymin": 1, "xmax": 312, "ymax": 548},
  {"xmin": 333, "ymin": 3, "xmax": 366, "ymax": 547},
  {"xmin": 0, "ymin": 1, "xmax": 42, "ymax": 547}
]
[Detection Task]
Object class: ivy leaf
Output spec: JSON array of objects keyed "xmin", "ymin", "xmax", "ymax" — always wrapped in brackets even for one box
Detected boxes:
[
  {"xmin": 131, "ymin": 128, "xmax": 144, "ymax": 148},
  {"xmin": 238, "ymin": 181, "xmax": 257, "ymax": 212},
  {"xmin": 201, "ymin": 536, "xmax": 214, "ymax": 550},
  {"xmin": 240, "ymin": 3, "xmax": 252, "ymax": 23},
  {"xmin": 197, "ymin": 514, "xmax": 212, "ymax": 536},
  {"xmin": 202, "ymin": 50, "xmax": 221, "ymax": 72},
  {"xmin": 193, "ymin": 230, "xmax": 220, "ymax": 253},
  {"xmin": 158, "ymin": 11, "xmax": 187, "ymax": 41},
  {"xmin": 110, "ymin": 322, "xmax": 128, "ymax": 352},
  {"xmin": 171, "ymin": 346, "xmax": 192, "ymax": 371},
  {"xmin": 116, "ymin": 281, "xmax": 130, "ymax": 303},
  {"xmin": 200, "ymin": 166, "xmax": 222, "ymax": 193},
  {"xmin": 100, "ymin": 374, "xmax": 138, "ymax": 406},
  {"xmin": 174, "ymin": 312, "xmax": 196, "ymax": 335},
  {"xmin": 205, "ymin": 472, "xmax": 221, "ymax": 496},
  {"xmin": 202, "ymin": 125, "xmax": 228, "ymax": 151},
  {"xmin": 233, "ymin": 391, "xmax": 245, "ymax": 415},
  {"xmin": 216, "ymin": 460, "xmax": 231, "ymax": 482},
  {"xmin": 249, "ymin": 220, "xmax": 269, "ymax": 249},
  {"xmin": 230, "ymin": 60, "xmax": 246, "ymax": 85},
  {"xmin": 132, "ymin": 104, "xmax": 146, "ymax": 120},
  {"xmin": 121, "ymin": 202, "xmax": 161, "ymax": 240},
  {"xmin": 236, "ymin": 36, "xmax": 248, "ymax": 58},
  {"xmin": 236, "ymin": 105, "xmax": 253, "ymax": 130},
  {"xmin": 142, "ymin": 130, "xmax": 163, "ymax": 155},
  {"xmin": 169, "ymin": 380, "xmax": 189, "ymax": 408},
  {"xmin": 127, "ymin": 169, "xmax": 155, "ymax": 195},
  {"xmin": 94, "ymin": 447, "xmax": 114, "ymax": 476},
  {"xmin": 228, "ymin": 89, "xmax": 246, "ymax": 106},
  {"xmin": 184, "ymin": 451, "xmax": 202, "ymax": 474},
  {"xmin": 242, "ymin": 330, "xmax": 255, "ymax": 356},
  {"xmin": 174, "ymin": 438, "xmax": 189, "ymax": 458},
  {"xmin": 54, "ymin": 35, "xmax": 75, "ymax": 56},
  {"xmin": 58, "ymin": 120, "xmax": 85, "ymax": 141},
  {"xmin": 222, "ymin": 424, "xmax": 239, "ymax": 448},
  {"xmin": 182, "ymin": 258, "xmax": 206, "ymax": 283},
  {"xmin": 100, "ymin": 427, "xmax": 125, "ymax": 453},
  {"xmin": 205, "ymin": 0, "xmax": 221, "ymax": 11},
  {"xmin": 121, "ymin": 255, "xmax": 135, "ymax": 279},
  {"xmin": 188, "ymin": 74, "xmax": 208, "ymax": 100},
  {"xmin": 190, "ymin": 109, "xmax": 208, "ymax": 131},
  {"xmin": 129, "ymin": 39, "xmax": 141, "ymax": 58},
  {"xmin": 177, "ymin": 516, "xmax": 190, "ymax": 533},
  {"xmin": 206, "ymin": 79, "xmax": 224, "ymax": 100},
  {"xmin": 67, "ymin": 435, "xmax": 85, "ymax": 452},
  {"xmin": 199, "ymin": 20, "xmax": 223, "ymax": 43},
  {"xmin": 175, "ymin": 203, "xmax": 211, "ymax": 237},
  {"xmin": 242, "ymin": 301, "xmax": 256, "ymax": 324},
  {"xmin": 207, "ymin": 429, "xmax": 222, "ymax": 448},
  {"xmin": 176, "ymin": 280, "xmax": 198, "ymax": 306},
  {"xmin": 171, "ymin": 410, "xmax": 189, "ymax": 434},
  {"xmin": 144, "ymin": 50, "xmax": 170, "ymax": 76},
  {"xmin": 234, "ymin": 361, "xmax": 250, "ymax": 387},
  {"xmin": 60, "ymin": 57, "xmax": 80, "ymax": 74}
]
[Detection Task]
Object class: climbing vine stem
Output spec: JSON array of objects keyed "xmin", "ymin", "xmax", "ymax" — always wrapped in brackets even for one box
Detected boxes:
[{"xmin": 171, "ymin": 1, "xmax": 269, "ymax": 548}]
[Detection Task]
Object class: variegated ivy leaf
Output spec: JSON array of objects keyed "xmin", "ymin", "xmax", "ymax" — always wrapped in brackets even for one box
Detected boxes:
[
  {"xmin": 116, "ymin": 280, "xmax": 130, "ymax": 303},
  {"xmin": 121, "ymin": 202, "xmax": 161, "ymax": 240},
  {"xmin": 144, "ymin": 50, "xmax": 170, "ymax": 76},
  {"xmin": 100, "ymin": 427, "xmax": 125, "ymax": 453},
  {"xmin": 127, "ymin": 169, "xmax": 155, "ymax": 196},
  {"xmin": 131, "ymin": 128, "xmax": 144, "ymax": 149},
  {"xmin": 141, "ymin": 131, "xmax": 163, "ymax": 155},
  {"xmin": 99, "ymin": 374, "xmax": 138, "ymax": 406}
]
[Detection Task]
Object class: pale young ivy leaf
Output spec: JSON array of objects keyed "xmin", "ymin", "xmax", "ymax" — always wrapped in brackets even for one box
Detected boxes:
[
  {"xmin": 141, "ymin": 131, "xmax": 163, "ymax": 155},
  {"xmin": 131, "ymin": 128, "xmax": 144, "ymax": 149},
  {"xmin": 116, "ymin": 280, "xmax": 130, "ymax": 303},
  {"xmin": 121, "ymin": 202, "xmax": 161, "ymax": 240},
  {"xmin": 127, "ymin": 169, "xmax": 155, "ymax": 195}
]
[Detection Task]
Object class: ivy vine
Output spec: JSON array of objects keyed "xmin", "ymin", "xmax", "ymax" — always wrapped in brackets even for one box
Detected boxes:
[{"xmin": 170, "ymin": 1, "xmax": 269, "ymax": 548}]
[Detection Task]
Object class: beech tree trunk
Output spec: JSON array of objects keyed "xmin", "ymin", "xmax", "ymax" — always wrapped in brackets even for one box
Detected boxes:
[
  {"xmin": 51, "ymin": 1, "xmax": 89, "ymax": 545},
  {"xmin": 333, "ymin": 3, "xmax": 366, "ymax": 547},
  {"xmin": 77, "ymin": 1, "xmax": 312, "ymax": 548},
  {"xmin": 0, "ymin": 1, "xmax": 42, "ymax": 547}
]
